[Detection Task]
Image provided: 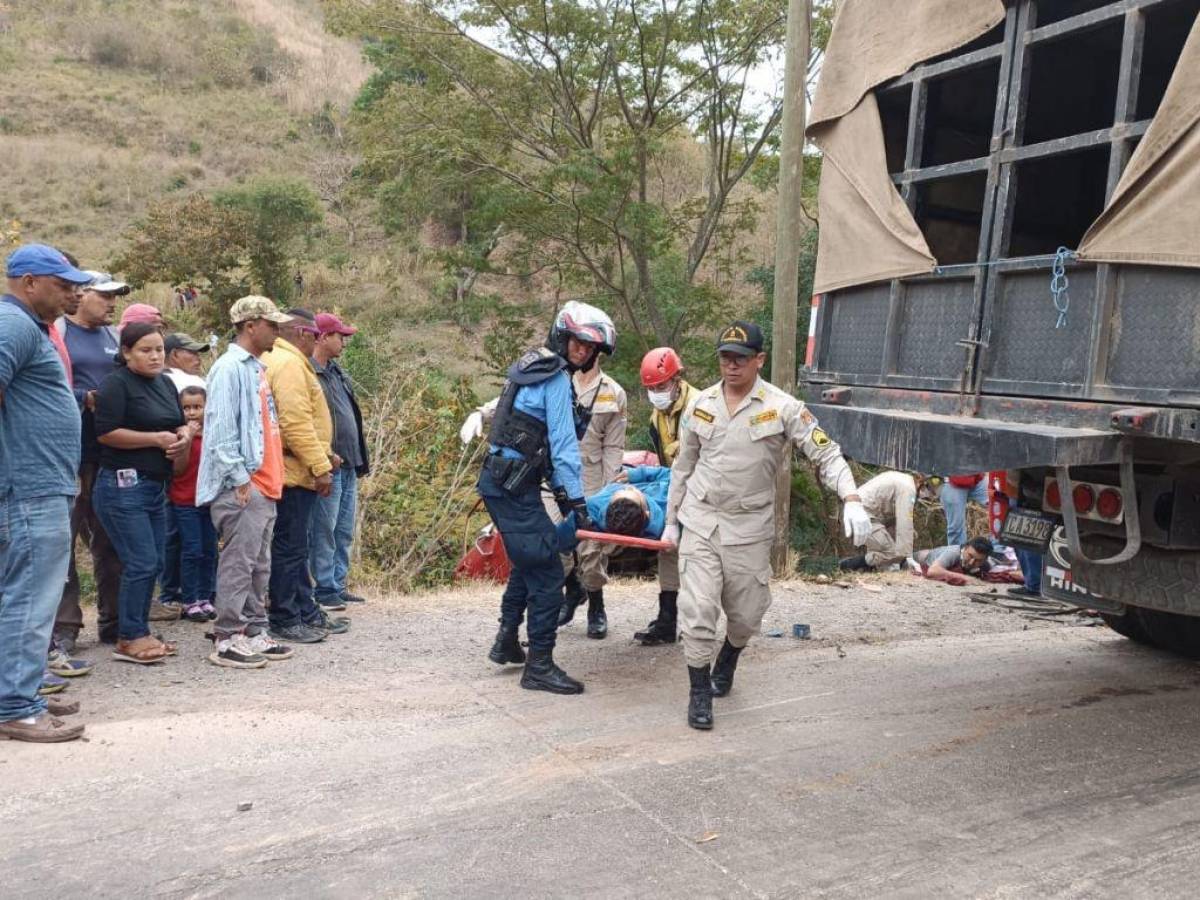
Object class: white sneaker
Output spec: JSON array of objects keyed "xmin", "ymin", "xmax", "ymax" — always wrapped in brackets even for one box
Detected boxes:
[
  {"xmin": 208, "ymin": 634, "xmax": 268, "ymax": 669},
  {"xmin": 247, "ymin": 632, "xmax": 294, "ymax": 662}
]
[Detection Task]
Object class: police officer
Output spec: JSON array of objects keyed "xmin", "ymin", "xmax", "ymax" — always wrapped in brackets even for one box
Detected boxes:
[
  {"xmin": 664, "ymin": 321, "xmax": 872, "ymax": 729},
  {"xmin": 839, "ymin": 471, "xmax": 918, "ymax": 572},
  {"xmin": 633, "ymin": 347, "xmax": 697, "ymax": 647},
  {"xmin": 475, "ymin": 303, "xmax": 615, "ymax": 694}
]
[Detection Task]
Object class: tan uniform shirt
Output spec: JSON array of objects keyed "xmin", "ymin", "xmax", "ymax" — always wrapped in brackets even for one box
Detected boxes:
[
  {"xmin": 574, "ymin": 370, "xmax": 627, "ymax": 495},
  {"xmin": 666, "ymin": 377, "xmax": 857, "ymax": 547},
  {"xmin": 859, "ymin": 471, "xmax": 917, "ymax": 563}
]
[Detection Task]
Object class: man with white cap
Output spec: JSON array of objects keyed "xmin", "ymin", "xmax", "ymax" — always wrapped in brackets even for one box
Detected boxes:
[{"xmin": 51, "ymin": 271, "xmax": 128, "ymax": 650}]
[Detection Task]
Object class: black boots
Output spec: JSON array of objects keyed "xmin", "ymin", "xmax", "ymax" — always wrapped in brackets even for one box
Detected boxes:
[
  {"xmin": 488, "ymin": 624, "xmax": 525, "ymax": 665},
  {"xmin": 634, "ymin": 591, "xmax": 678, "ymax": 645},
  {"xmin": 586, "ymin": 590, "xmax": 607, "ymax": 639},
  {"xmin": 710, "ymin": 639, "xmax": 743, "ymax": 697},
  {"xmin": 687, "ymin": 664, "xmax": 714, "ymax": 730},
  {"xmin": 838, "ymin": 554, "xmax": 873, "ymax": 572},
  {"xmin": 557, "ymin": 572, "xmax": 586, "ymax": 626},
  {"xmin": 520, "ymin": 649, "xmax": 584, "ymax": 694}
]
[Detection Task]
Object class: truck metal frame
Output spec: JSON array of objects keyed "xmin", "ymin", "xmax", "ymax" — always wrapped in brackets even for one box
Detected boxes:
[{"xmin": 806, "ymin": 0, "xmax": 1200, "ymax": 640}]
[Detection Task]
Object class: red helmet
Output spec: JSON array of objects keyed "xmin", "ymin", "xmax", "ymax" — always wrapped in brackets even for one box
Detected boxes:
[{"xmin": 640, "ymin": 347, "xmax": 683, "ymax": 387}]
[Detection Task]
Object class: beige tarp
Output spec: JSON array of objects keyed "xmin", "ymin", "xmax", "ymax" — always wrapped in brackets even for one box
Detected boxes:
[
  {"xmin": 1078, "ymin": 15, "xmax": 1200, "ymax": 266},
  {"xmin": 808, "ymin": 0, "xmax": 1005, "ymax": 293},
  {"xmin": 811, "ymin": 94, "xmax": 936, "ymax": 294},
  {"xmin": 810, "ymin": 0, "xmax": 1005, "ymax": 130}
]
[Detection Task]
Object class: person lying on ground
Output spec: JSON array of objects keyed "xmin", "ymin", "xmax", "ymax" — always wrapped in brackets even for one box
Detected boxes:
[{"xmin": 915, "ymin": 536, "xmax": 993, "ymax": 586}]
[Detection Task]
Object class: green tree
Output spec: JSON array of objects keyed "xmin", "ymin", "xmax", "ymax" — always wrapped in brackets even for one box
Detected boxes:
[
  {"xmin": 113, "ymin": 193, "xmax": 252, "ymax": 307},
  {"xmin": 327, "ymin": 0, "xmax": 788, "ymax": 350},
  {"xmin": 214, "ymin": 177, "xmax": 323, "ymax": 304}
]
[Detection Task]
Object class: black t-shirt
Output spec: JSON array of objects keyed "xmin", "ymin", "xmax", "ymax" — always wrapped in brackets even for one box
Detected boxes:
[{"xmin": 94, "ymin": 366, "xmax": 185, "ymax": 481}]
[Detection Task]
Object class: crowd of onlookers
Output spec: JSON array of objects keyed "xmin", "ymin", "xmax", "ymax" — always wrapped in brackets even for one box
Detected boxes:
[{"xmin": 0, "ymin": 244, "xmax": 369, "ymax": 744}]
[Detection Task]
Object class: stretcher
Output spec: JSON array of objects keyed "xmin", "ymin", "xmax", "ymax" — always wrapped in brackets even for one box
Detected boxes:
[{"xmin": 575, "ymin": 529, "xmax": 673, "ymax": 553}]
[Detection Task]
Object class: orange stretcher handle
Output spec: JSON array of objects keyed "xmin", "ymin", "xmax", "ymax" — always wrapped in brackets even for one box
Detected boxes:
[{"xmin": 575, "ymin": 529, "xmax": 673, "ymax": 552}]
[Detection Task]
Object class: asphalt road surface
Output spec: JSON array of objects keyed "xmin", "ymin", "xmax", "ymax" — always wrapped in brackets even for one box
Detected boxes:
[{"xmin": 3, "ymin": 575, "xmax": 1199, "ymax": 898}]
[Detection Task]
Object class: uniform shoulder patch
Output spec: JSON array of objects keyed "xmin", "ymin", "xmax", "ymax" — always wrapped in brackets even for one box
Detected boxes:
[
  {"xmin": 692, "ymin": 408, "xmax": 715, "ymax": 424},
  {"xmin": 810, "ymin": 427, "xmax": 832, "ymax": 448},
  {"xmin": 750, "ymin": 409, "xmax": 779, "ymax": 425}
]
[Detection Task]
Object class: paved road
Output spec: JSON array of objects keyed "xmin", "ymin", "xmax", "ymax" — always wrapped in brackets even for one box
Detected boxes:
[{"xmin": 3, "ymin": 576, "xmax": 1199, "ymax": 898}]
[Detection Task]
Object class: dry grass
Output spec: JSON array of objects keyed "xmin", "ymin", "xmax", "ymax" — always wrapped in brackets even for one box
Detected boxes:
[{"xmin": 229, "ymin": 0, "xmax": 370, "ymax": 111}]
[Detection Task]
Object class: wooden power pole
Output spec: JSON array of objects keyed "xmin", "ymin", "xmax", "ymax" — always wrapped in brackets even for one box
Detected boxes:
[{"xmin": 770, "ymin": 0, "xmax": 811, "ymax": 575}]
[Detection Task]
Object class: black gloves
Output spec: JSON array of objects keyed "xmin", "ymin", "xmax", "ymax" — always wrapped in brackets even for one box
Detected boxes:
[
  {"xmin": 552, "ymin": 486, "xmax": 572, "ymax": 516},
  {"xmin": 570, "ymin": 498, "xmax": 594, "ymax": 532}
]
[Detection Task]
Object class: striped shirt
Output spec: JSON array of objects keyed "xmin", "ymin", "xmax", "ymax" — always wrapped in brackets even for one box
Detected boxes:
[{"xmin": 196, "ymin": 342, "xmax": 268, "ymax": 506}]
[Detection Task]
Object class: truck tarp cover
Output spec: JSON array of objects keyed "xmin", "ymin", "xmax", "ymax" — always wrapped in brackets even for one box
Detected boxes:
[
  {"xmin": 810, "ymin": 0, "xmax": 1200, "ymax": 293},
  {"xmin": 1078, "ymin": 15, "xmax": 1200, "ymax": 267},
  {"xmin": 808, "ymin": 0, "xmax": 1005, "ymax": 294}
]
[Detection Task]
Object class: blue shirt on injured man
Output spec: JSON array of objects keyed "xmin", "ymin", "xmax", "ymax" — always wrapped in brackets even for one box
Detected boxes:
[{"xmin": 558, "ymin": 466, "xmax": 671, "ymax": 549}]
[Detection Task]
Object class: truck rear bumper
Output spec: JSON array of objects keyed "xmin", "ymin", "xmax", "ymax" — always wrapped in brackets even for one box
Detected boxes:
[{"xmin": 808, "ymin": 404, "xmax": 1124, "ymax": 472}]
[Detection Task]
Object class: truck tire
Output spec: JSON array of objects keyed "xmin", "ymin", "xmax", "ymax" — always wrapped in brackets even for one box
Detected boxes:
[
  {"xmin": 1131, "ymin": 608, "xmax": 1200, "ymax": 660},
  {"xmin": 1099, "ymin": 612, "xmax": 1150, "ymax": 644}
]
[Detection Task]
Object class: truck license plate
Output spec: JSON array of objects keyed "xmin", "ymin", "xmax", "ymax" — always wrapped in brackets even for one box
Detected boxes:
[{"xmin": 1000, "ymin": 509, "xmax": 1057, "ymax": 552}]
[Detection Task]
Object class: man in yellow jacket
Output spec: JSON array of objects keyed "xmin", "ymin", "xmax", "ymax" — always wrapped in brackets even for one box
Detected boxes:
[
  {"xmin": 262, "ymin": 308, "xmax": 344, "ymax": 644},
  {"xmin": 634, "ymin": 347, "xmax": 698, "ymax": 647}
]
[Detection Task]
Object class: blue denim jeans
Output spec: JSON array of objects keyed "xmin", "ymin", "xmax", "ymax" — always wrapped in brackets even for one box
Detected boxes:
[
  {"xmin": 309, "ymin": 467, "xmax": 358, "ymax": 601},
  {"xmin": 0, "ymin": 495, "xmax": 72, "ymax": 722},
  {"xmin": 1017, "ymin": 547, "xmax": 1043, "ymax": 594},
  {"xmin": 173, "ymin": 503, "xmax": 217, "ymax": 605},
  {"xmin": 159, "ymin": 500, "xmax": 182, "ymax": 603},
  {"xmin": 268, "ymin": 486, "xmax": 321, "ymax": 629},
  {"xmin": 941, "ymin": 480, "xmax": 989, "ymax": 546},
  {"xmin": 93, "ymin": 471, "xmax": 166, "ymax": 641}
]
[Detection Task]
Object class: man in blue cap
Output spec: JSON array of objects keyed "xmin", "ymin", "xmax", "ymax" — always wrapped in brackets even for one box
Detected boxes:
[{"xmin": 0, "ymin": 244, "xmax": 92, "ymax": 742}]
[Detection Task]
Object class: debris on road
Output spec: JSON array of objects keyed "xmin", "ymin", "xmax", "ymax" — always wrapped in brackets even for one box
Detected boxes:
[
  {"xmin": 695, "ymin": 831, "xmax": 720, "ymax": 844},
  {"xmin": 237, "ymin": 802, "xmax": 254, "ymax": 813},
  {"xmin": 793, "ymin": 624, "xmax": 811, "ymax": 639}
]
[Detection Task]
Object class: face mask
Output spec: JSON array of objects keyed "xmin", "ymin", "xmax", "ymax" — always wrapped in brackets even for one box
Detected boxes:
[{"xmin": 647, "ymin": 388, "xmax": 674, "ymax": 410}]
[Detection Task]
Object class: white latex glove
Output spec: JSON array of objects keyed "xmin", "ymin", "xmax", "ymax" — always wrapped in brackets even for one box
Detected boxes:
[
  {"xmin": 842, "ymin": 500, "xmax": 872, "ymax": 547},
  {"xmin": 459, "ymin": 411, "xmax": 484, "ymax": 445}
]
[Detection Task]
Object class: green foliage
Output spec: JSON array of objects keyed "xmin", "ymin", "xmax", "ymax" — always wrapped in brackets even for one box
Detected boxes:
[
  {"xmin": 113, "ymin": 193, "xmax": 252, "ymax": 325},
  {"xmin": 746, "ymin": 225, "xmax": 819, "ymax": 363},
  {"xmin": 214, "ymin": 177, "xmax": 323, "ymax": 303},
  {"xmin": 478, "ymin": 301, "xmax": 538, "ymax": 379}
]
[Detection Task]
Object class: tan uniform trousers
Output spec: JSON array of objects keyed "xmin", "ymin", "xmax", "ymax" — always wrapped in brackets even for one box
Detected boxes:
[
  {"xmin": 678, "ymin": 526, "xmax": 771, "ymax": 667},
  {"xmin": 863, "ymin": 524, "xmax": 905, "ymax": 568},
  {"xmin": 540, "ymin": 491, "xmax": 613, "ymax": 591}
]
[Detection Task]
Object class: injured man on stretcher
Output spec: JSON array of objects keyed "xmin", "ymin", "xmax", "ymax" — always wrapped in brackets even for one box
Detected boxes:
[{"xmin": 556, "ymin": 465, "xmax": 670, "ymax": 549}]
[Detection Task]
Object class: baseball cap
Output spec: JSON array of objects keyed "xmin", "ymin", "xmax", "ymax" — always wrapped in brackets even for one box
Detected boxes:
[
  {"xmin": 716, "ymin": 320, "xmax": 765, "ymax": 356},
  {"xmin": 118, "ymin": 303, "xmax": 164, "ymax": 329},
  {"xmin": 229, "ymin": 295, "xmax": 292, "ymax": 325},
  {"xmin": 5, "ymin": 243, "xmax": 92, "ymax": 283},
  {"xmin": 82, "ymin": 270, "xmax": 131, "ymax": 295},
  {"xmin": 315, "ymin": 312, "xmax": 357, "ymax": 336},
  {"xmin": 286, "ymin": 307, "xmax": 320, "ymax": 335},
  {"xmin": 164, "ymin": 332, "xmax": 209, "ymax": 354}
]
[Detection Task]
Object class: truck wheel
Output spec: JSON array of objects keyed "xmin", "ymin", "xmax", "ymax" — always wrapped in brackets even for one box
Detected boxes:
[
  {"xmin": 1099, "ymin": 612, "xmax": 1150, "ymax": 644},
  {"xmin": 1131, "ymin": 608, "xmax": 1200, "ymax": 660}
]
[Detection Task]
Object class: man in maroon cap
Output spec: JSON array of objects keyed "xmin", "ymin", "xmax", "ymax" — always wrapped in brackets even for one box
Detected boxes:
[{"xmin": 308, "ymin": 313, "xmax": 371, "ymax": 608}]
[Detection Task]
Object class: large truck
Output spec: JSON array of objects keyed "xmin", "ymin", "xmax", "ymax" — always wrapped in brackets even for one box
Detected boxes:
[{"xmin": 804, "ymin": 0, "xmax": 1200, "ymax": 654}]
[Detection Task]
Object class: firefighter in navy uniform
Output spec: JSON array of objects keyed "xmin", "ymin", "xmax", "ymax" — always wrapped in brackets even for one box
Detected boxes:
[{"xmin": 477, "ymin": 302, "xmax": 616, "ymax": 694}]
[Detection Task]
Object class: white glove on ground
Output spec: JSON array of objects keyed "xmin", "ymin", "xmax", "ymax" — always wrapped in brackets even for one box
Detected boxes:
[
  {"xmin": 842, "ymin": 500, "xmax": 872, "ymax": 547},
  {"xmin": 459, "ymin": 411, "xmax": 484, "ymax": 445}
]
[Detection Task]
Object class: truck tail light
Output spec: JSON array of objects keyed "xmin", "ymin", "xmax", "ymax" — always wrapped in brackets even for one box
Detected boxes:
[
  {"xmin": 1096, "ymin": 488, "xmax": 1123, "ymax": 520},
  {"xmin": 1045, "ymin": 481, "xmax": 1062, "ymax": 510},
  {"xmin": 1072, "ymin": 484, "xmax": 1096, "ymax": 514}
]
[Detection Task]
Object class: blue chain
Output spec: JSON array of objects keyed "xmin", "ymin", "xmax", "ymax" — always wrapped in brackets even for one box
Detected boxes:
[{"xmin": 1050, "ymin": 247, "xmax": 1074, "ymax": 329}]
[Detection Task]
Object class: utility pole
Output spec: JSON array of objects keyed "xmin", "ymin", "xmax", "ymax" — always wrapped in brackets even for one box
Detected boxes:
[{"xmin": 770, "ymin": 0, "xmax": 811, "ymax": 576}]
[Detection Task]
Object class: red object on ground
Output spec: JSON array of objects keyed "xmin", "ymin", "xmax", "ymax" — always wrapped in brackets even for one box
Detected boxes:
[
  {"xmin": 621, "ymin": 450, "xmax": 660, "ymax": 467},
  {"xmin": 576, "ymin": 529, "xmax": 673, "ymax": 552},
  {"xmin": 454, "ymin": 526, "xmax": 512, "ymax": 582}
]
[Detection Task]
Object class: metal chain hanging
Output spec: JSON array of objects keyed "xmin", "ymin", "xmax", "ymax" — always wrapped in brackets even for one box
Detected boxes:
[{"xmin": 1051, "ymin": 247, "xmax": 1074, "ymax": 329}]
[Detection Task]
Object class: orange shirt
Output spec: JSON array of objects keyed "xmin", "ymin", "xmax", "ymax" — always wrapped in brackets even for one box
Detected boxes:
[{"xmin": 251, "ymin": 370, "xmax": 284, "ymax": 500}]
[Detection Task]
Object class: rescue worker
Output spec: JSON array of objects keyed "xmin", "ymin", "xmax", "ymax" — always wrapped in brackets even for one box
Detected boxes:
[
  {"xmin": 633, "ymin": 347, "xmax": 697, "ymax": 647},
  {"xmin": 664, "ymin": 321, "xmax": 872, "ymax": 730},
  {"xmin": 554, "ymin": 330, "xmax": 626, "ymax": 639},
  {"xmin": 474, "ymin": 302, "xmax": 615, "ymax": 694},
  {"xmin": 838, "ymin": 471, "xmax": 918, "ymax": 572}
]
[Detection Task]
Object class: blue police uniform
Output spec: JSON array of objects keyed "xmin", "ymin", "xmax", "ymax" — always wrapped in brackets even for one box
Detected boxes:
[{"xmin": 477, "ymin": 358, "xmax": 583, "ymax": 655}]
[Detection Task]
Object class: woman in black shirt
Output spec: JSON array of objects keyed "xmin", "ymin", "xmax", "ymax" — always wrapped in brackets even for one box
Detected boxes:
[{"xmin": 93, "ymin": 322, "xmax": 194, "ymax": 664}]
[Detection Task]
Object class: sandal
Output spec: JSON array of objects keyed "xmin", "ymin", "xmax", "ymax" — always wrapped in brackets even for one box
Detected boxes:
[
  {"xmin": 112, "ymin": 637, "xmax": 167, "ymax": 665},
  {"xmin": 46, "ymin": 696, "xmax": 80, "ymax": 717},
  {"xmin": 151, "ymin": 634, "xmax": 178, "ymax": 656}
]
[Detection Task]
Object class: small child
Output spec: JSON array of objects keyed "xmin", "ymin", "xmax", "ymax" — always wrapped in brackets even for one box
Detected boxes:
[{"xmin": 170, "ymin": 386, "xmax": 218, "ymax": 622}]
